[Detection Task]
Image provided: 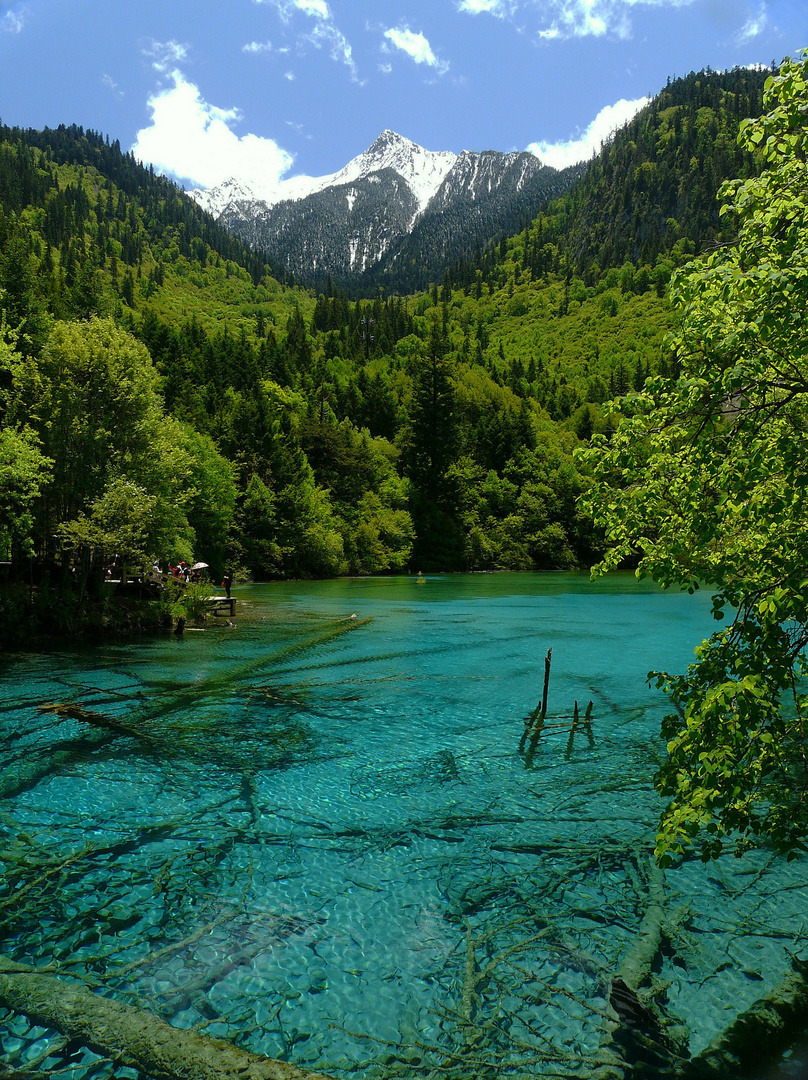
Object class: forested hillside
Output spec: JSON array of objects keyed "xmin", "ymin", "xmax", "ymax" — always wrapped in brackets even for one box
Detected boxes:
[
  {"xmin": 444, "ymin": 66, "xmax": 768, "ymax": 293},
  {"xmin": 361, "ymin": 154, "xmax": 583, "ymax": 296},
  {"xmin": 562, "ymin": 66, "xmax": 767, "ymax": 272},
  {"xmin": 0, "ymin": 67, "xmax": 769, "ymax": 637}
]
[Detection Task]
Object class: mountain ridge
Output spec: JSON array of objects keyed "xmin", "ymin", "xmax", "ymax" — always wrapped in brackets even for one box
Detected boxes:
[
  {"xmin": 189, "ymin": 130, "xmax": 457, "ymax": 219},
  {"xmin": 189, "ymin": 130, "xmax": 576, "ymax": 291}
]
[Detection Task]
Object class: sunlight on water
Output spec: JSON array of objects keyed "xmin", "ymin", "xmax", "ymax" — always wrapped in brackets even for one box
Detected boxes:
[{"xmin": 1, "ymin": 572, "xmax": 806, "ymax": 1078}]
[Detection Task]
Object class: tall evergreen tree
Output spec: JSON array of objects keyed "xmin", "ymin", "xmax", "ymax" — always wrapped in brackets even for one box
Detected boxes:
[{"xmin": 408, "ymin": 315, "xmax": 457, "ymax": 503}]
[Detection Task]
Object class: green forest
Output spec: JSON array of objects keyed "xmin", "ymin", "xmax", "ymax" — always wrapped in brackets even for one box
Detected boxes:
[
  {"xmin": 0, "ymin": 66, "xmax": 769, "ymax": 640},
  {"xmin": 5, "ymin": 49, "xmax": 808, "ymax": 1080}
]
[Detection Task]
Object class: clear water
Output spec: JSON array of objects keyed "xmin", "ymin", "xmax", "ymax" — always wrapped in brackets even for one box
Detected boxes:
[{"xmin": 1, "ymin": 572, "xmax": 806, "ymax": 1078}]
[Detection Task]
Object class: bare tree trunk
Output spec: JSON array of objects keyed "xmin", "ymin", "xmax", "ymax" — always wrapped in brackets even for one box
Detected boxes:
[
  {"xmin": 0, "ymin": 955, "xmax": 336, "ymax": 1080},
  {"xmin": 593, "ymin": 859, "xmax": 685, "ymax": 1080}
]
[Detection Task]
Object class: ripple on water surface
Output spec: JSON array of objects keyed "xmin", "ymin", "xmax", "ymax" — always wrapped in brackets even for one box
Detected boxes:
[{"xmin": 1, "ymin": 573, "xmax": 806, "ymax": 1078}]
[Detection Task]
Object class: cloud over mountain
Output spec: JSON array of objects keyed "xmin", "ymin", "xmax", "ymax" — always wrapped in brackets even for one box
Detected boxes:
[
  {"xmin": 456, "ymin": 0, "xmax": 703, "ymax": 39},
  {"xmin": 383, "ymin": 27, "xmax": 450, "ymax": 74},
  {"xmin": 131, "ymin": 72, "xmax": 294, "ymax": 195},
  {"xmin": 527, "ymin": 95, "xmax": 649, "ymax": 169}
]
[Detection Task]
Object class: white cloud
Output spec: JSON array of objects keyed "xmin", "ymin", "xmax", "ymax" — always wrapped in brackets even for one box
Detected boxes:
[
  {"xmin": 527, "ymin": 95, "xmax": 649, "ymax": 169},
  {"xmin": 561, "ymin": 0, "xmax": 608, "ymax": 36},
  {"xmin": 101, "ymin": 73, "xmax": 123, "ymax": 98},
  {"xmin": 457, "ymin": 0, "xmax": 509, "ymax": 13},
  {"xmin": 306, "ymin": 20, "xmax": 359, "ymax": 80},
  {"xmin": 455, "ymin": 0, "xmax": 700, "ymax": 40},
  {"xmin": 1, "ymin": 7, "xmax": 24, "ymax": 32},
  {"xmin": 537, "ymin": 0, "xmax": 610, "ymax": 39},
  {"xmin": 144, "ymin": 39, "xmax": 189, "ymax": 73},
  {"xmin": 131, "ymin": 72, "xmax": 294, "ymax": 199},
  {"xmin": 255, "ymin": 0, "xmax": 358, "ymax": 80},
  {"xmin": 457, "ymin": 0, "xmax": 486, "ymax": 9},
  {"xmin": 284, "ymin": 70, "xmax": 296, "ymax": 80},
  {"xmin": 383, "ymin": 27, "xmax": 449, "ymax": 73},
  {"xmin": 735, "ymin": 8, "xmax": 767, "ymax": 44},
  {"xmin": 378, "ymin": 61, "xmax": 393, "ymax": 74},
  {"xmin": 243, "ymin": 40, "xmax": 273, "ymax": 53},
  {"xmin": 294, "ymin": 0, "xmax": 330, "ymax": 16},
  {"xmin": 256, "ymin": 0, "xmax": 330, "ymax": 21}
]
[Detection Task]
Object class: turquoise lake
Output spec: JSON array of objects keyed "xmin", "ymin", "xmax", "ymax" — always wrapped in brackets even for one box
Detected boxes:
[{"xmin": 1, "ymin": 572, "xmax": 806, "ymax": 1078}]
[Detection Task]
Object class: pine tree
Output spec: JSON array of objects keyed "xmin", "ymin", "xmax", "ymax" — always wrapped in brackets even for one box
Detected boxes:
[
  {"xmin": 408, "ymin": 316, "xmax": 457, "ymax": 503},
  {"xmin": 121, "ymin": 270, "xmax": 135, "ymax": 308}
]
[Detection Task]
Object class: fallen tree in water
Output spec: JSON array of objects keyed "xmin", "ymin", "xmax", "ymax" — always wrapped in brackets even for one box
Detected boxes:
[
  {"xmin": 592, "ymin": 858, "xmax": 689, "ymax": 1080},
  {"xmin": 0, "ymin": 954, "xmax": 336, "ymax": 1080},
  {"xmin": 591, "ymin": 857, "xmax": 808, "ymax": 1080},
  {"xmin": 684, "ymin": 955, "xmax": 808, "ymax": 1079},
  {"xmin": 38, "ymin": 701, "xmax": 154, "ymax": 742}
]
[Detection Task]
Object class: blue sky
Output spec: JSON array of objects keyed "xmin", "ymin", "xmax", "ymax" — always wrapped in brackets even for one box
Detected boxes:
[{"xmin": 1, "ymin": 0, "xmax": 806, "ymax": 194}]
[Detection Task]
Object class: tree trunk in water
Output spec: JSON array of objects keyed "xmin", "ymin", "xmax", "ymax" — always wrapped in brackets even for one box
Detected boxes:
[
  {"xmin": 684, "ymin": 956, "xmax": 808, "ymax": 1079},
  {"xmin": 593, "ymin": 859, "xmax": 685, "ymax": 1080},
  {"xmin": 0, "ymin": 955, "xmax": 336, "ymax": 1080}
]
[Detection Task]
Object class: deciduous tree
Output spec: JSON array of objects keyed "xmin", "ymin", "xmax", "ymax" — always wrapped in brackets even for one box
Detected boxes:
[{"xmin": 581, "ymin": 54, "xmax": 808, "ymax": 864}]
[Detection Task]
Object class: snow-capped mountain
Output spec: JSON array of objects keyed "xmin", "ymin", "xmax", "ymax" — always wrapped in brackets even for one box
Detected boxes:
[
  {"xmin": 430, "ymin": 150, "xmax": 542, "ymax": 209},
  {"xmin": 191, "ymin": 131, "xmax": 456, "ymax": 219},
  {"xmin": 188, "ymin": 176, "xmax": 264, "ymax": 219},
  {"xmin": 371, "ymin": 149, "xmax": 583, "ymax": 292},
  {"xmin": 224, "ymin": 169, "xmax": 420, "ymax": 279},
  {"xmin": 328, "ymin": 130, "xmax": 457, "ymax": 218},
  {"xmin": 189, "ymin": 131, "xmax": 582, "ymax": 290}
]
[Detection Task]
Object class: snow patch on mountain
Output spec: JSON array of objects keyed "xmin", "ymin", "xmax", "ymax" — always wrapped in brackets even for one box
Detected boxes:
[
  {"xmin": 190, "ymin": 130, "xmax": 456, "ymax": 219},
  {"xmin": 188, "ymin": 176, "xmax": 265, "ymax": 218},
  {"xmin": 330, "ymin": 130, "xmax": 456, "ymax": 215}
]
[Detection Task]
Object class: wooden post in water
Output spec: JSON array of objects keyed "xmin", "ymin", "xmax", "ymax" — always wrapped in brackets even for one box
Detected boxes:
[
  {"xmin": 565, "ymin": 699, "xmax": 580, "ymax": 760},
  {"xmin": 584, "ymin": 699, "xmax": 595, "ymax": 747},
  {"xmin": 519, "ymin": 647, "xmax": 552, "ymax": 753},
  {"xmin": 540, "ymin": 647, "xmax": 552, "ymax": 722},
  {"xmin": 524, "ymin": 648, "xmax": 552, "ymax": 767}
]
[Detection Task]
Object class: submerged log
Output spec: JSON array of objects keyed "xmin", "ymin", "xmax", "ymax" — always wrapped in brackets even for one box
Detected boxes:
[
  {"xmin": 0, "ymin": 954, "xmax": 336, "ymax": 1080},
  {"xmin": 617, "ymin": 859, "xmax": 665, "ymax": 991},
  {"xmin": 593, "ymin": 859, "xmax": 686, "ymax": 1080},
  {"xmin": 684, "ymin": 955, "xmax": 808, "ymax": 1079},
  {"xmin": 38, "ymin": 702, "xmax": 152, "ymax": 743}
]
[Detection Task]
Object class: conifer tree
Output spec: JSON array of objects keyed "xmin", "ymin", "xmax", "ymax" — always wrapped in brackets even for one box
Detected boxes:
[{"xmin": 408, "ymin": 315, "xmax": 457, "ymax": 503}]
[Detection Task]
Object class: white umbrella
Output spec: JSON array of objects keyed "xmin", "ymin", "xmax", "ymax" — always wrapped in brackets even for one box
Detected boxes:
[{"xmin": 191, "ymin": 562, "xmax": 209, "ymax": 570}]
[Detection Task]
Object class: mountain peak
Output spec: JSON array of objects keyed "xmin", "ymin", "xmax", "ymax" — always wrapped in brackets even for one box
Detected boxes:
[
  {"xmin": 368, "ymin": 129, "xmax": 416, "ymax": 151},
  {"xmin": 188, "ymin": 129, "xmax": 574, "ymax": 287},
  {"xmin": 333, "ymin": 130, "xmax": 456, "ymax": 215},
  {"xmin": 190, "ymin": 130, "xmax": 456, "ymax": 219},
  {"xmin": 189, "ymin": 176, "xmax": 265, "ymax": 218}
]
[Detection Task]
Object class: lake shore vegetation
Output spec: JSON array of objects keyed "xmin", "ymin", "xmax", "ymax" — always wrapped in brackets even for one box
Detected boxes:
[
  {"xmin": 0, "ymin": 65, "xmax": 769, "ymax": 648},
  {"xmin": 583, "ymin": 53, "xmax": 808, "ymax": 864}
]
